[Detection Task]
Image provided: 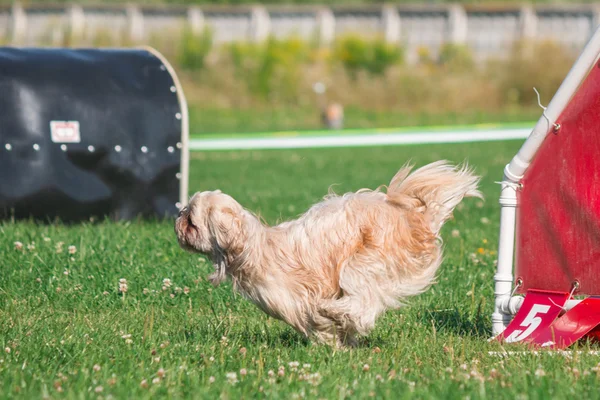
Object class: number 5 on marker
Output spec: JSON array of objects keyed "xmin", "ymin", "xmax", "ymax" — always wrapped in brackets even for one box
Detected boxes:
[
  {"xmin": 498, "ymin": 290, "xmax": 570, "ymax": 344},
  {"xmin": 504, "ymin": 304, "xmax": 551, "ymax": 342}
]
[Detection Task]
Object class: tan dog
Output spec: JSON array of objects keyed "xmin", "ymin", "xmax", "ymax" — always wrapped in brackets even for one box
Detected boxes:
[{"xmin": 175, "ymin": 161, "xmax": 481, "ymax": 346}]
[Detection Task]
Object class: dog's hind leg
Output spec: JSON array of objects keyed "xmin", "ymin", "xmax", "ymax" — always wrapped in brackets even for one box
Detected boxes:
[
  {"xmin": 308, "ymin": 311, "xmax": 346, "ymax": 347},
  {"xmin": 317, "ymin": 294, "xmax": 384, "ymax": 347},
  {"xmin": 320, "ymin": 257, "xmax": 397, "ymax": 344}
]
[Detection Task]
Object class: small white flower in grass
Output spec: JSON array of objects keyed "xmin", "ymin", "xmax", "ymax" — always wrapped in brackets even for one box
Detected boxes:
[
  {"xmin": 140, "ymin": 379, "xmax": 148, "ymax": 388},
  {"xmin": 306, "ymin": 372, "xmax": 321, "ymax": 386},
  {"xmin": 183, "ymin": 286, "xmax": 190, "ymax": 295},
  {"xmin": 36, "ymin": 278, "xmax": 42, "ymax": 283},
  {"xmin": 143, "ymin": 288, "xmax": 149, "ymax": 295},
  {"xmin": 480, "ymin": 217, "xmax": 490, "ymax": 224},
  {"xmin": 362, "ymin": 364, "xmax": 370, "ymax": 372},
  {"xmin": 278, "ymin": 369, "xmax": 285, "ymax": 377},
  {"xmin": 154, "ymin": 357, "xmax": 161, "ymax": 363},
  {"xmin": 240, "ymin": 368, "xmax": 247, "ymax": 377},
  {"xmin": 476, "ymin": 201, "xmax": 484, "ymax": 209},
  {"xmin": 303, "ymin": 363, "xmax": 311, "ymax": 369},
  {"xmin": 27, "ymin": 243, "xmax": 35, "ymax": 251},
  {"xmin": 94, "ymin": 386, "xmax": 103, "ymax": 393},
  {"xmin": 170, "ymin": 293, "xmax": 175, "ymax": 299},
  {"xmin": 102, "ymin": 291, "xmax": 109, "ymax": 296},
  {"xmin": 152, "ymin": 377, "xmax": 160, "ymax": 384},
  {"xmin": 4, "ymin": 347, "xmax": 10, "ymax": 354},
  {"xmin": 119, "ymin": 278, "xmax": 128, "ymax": 293},
  {"xmin": 121, "ymin": 334, "xmax": 131, "ymax": 339},
  {"xmin": 175, "ymin": 287, "xmax": 182, "ymax": 294},
  {"xmin": 68, "ymin": 245, "xmax": 77, "ymax": 254},
  {"xmin": 451, "ymin": 229, "xmax": 460, "ymax": 238},
  {"xmin": 93, "ymin": 364, "xmax": 101, "ymax": 372},
  {"xmin": 14, "ymin": 241, "xmax": 23, "ymax": 250},
  {"xmin": 157, "ymin": 368, "xmax": 166, "ymax": 378},
  {"xmin": 44, "ymin": 237, "xmax": 51, "ymax": 242},
  {"xmin": 535, "ymin": 368, "xmax": 546, "ymax": 377},
  {"xmin": 226, "ymin": 372, "xmax": 238, "ymax": 384},
  {"xmin": 268, "ymin": 370, "xmax": 274, "ymax": 377},
  {"xmin": 208, "ymin": 356, "xmax": 214, "ymax": 362},
  {"xmin": 208, "ymin": 376, "xmax": 215, "ymax": 384},
  {"xmin": 289, "ymin": 361, "xmax": 300, "ymax": 370},
  {"xmin": 163, "ymin": 278, "xmax": 172, "ymax": 288},
  {"xmin": 63, "ymin": 270, "xmax": 69, "ymax": 276}
]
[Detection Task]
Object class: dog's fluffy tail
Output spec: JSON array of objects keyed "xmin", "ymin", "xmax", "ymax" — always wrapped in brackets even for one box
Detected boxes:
[{"xmin": 387, "ymin": 161, "xmax": 482, "ymax": 234}]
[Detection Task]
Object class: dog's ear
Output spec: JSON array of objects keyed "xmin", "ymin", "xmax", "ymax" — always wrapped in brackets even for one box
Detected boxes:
[{"xmin": 207, "ymin": 206, "xmax": 243, "ymax": 252}]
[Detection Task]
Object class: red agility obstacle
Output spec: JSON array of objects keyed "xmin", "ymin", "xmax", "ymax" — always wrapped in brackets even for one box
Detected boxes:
[{"xmin": 492, "ymin": 25, "xmax": 600, "ymax": 348}]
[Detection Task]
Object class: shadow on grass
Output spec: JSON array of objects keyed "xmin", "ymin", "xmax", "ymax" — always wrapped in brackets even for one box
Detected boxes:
[
  {"xmin": 184, "ymin": 322, "xmax": 311, "ymax": 348},
  {"xmin": 416, "ymin": 305, "xmax": 491, "ymax": 338}
]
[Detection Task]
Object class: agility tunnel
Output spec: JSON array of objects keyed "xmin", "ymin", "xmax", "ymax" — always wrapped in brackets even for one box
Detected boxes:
[
  {"xmin": 492, "ymin": 25, "xmax": 600, "ymax": 348},
  {"xmin": 0, "ymin": 47, "xmax": 189, "ymax": 222}
]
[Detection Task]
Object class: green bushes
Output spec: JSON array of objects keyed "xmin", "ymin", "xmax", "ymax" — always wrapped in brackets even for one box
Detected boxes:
[
  {"xmin": 334, "ymin": 35, "xmax": 403, "ymax": 77},
  {"xmin": 490, "ymin": 40, "xmax": 576, "ymax": 107},
  {"xmin": 438, "ymin": 43, "xmax": 474, "ymax": 73},
  {"xmin": 228, "ymin": 37, "xmax": 309, "ymax": 101},
  {"xmin": 157, "ymin": 34, "xmax": 575, "ymax": 132},
  {"xmin": 178, "ymin": 27, "xmax": 213, "ymax": 70}
]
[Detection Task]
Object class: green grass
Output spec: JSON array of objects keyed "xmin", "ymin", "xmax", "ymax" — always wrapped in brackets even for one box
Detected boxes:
[
  {"xmin": 189, "ymin": 106, "xmax": 541, "ymax": 135},
  {"xmin": 2, "ymin": 140, "xmax": 600, "ymax": 399}
]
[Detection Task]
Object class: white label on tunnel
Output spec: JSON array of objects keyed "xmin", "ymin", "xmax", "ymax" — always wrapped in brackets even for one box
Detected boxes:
[{"xmin": 50, "ymin": 121, "xmax": 81, "ymax": 143}]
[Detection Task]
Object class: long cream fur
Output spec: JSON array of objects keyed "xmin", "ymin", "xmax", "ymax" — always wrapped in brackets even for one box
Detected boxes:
[{"xmin": 175, "ymin": 160, "xmax": 482, "ymax": 346}]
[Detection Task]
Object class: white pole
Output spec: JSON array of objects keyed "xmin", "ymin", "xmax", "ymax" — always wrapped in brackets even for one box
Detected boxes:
[
  {"xmin": 492, "ymin": 175, "xmax": 519, "ymax": 336},
  {"xmin": 493, "ymin": 25, "xmax": 600, "ymax": 336}
]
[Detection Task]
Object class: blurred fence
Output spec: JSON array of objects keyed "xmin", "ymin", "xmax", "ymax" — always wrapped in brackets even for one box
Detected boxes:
[{"xmin": 0, "ymin": 3, "xmax": 598, "ymax": 61}]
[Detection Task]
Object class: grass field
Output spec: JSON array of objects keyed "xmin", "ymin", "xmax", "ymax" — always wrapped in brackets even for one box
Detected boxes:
[
  {"xmin": 2, "ymin": 140, "xmax": 600, "ymax": 399},
  {"xmin": 188, "ymin": 107, "xmax": 541, "ymax": 135}
]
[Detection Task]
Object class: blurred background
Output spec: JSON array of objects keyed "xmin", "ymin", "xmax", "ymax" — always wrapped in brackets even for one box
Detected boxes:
[{"xmin": 0, "ymin": 0, "xmax": 592, "ymax": 134}]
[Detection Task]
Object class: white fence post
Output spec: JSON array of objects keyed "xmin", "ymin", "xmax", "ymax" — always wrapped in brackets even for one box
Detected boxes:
[
  {"xmin": 382, "ymin": 5, "xmax": 401, "ymax": 44},
  {"xmin": 593, "ymin": 6, "xmax": 600, "ymax": 35},
  {"xmin": 127, "ymin": 5, "xmax": 144, "ymax": 43},
  {"xmin": 69, "ymin": 5, "xmax": 85, "ymax": 45},
  {"xmin": 448, "ymin": 4, "xmax": 468, "ymax": 45},
  {"xmin": 250, "ymin": 6, "xmax": 270, "ymax": 42},
  {"xmin": 187, "ymin": 6, "xmax": 204, "ymax": 35},
  {"xmin": 520, "ymin": 5, "xmax": 538, "ymax": 40},
  {"xmin": 317, "ymin": 7, "xmax": 335, "ymax": 46},
  {"xmin": 10, "ymin": 2, "xmax": 27, "ymax": 45}
]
